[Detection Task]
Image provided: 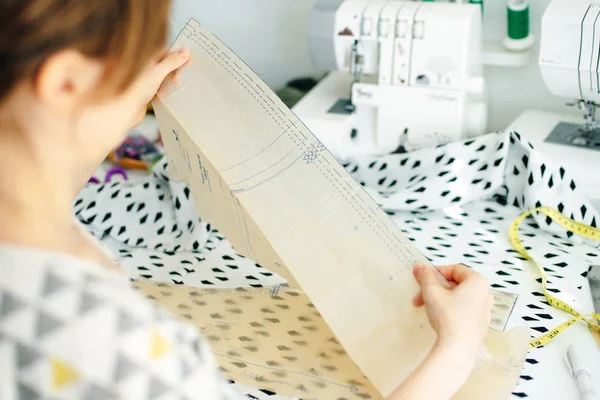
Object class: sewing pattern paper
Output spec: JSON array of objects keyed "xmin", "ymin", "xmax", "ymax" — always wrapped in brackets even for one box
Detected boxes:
[
  {"xmin": 73, "ymin": 19, "xmax": 600, "ymax": 400},
  {"xmin": 153, "ymin": 19, "xmax": 532, "ymax": 399}
]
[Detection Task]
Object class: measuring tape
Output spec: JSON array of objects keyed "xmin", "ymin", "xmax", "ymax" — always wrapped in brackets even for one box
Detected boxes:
[{"xmin": 510, "ymin": 206, "xmax": 600, "ymax": 348}]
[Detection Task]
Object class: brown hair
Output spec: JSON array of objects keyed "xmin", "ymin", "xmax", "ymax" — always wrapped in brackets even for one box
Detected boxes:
[{"xmin": 0, "ymin": 0, "xmax": 171, "ymax": 101}]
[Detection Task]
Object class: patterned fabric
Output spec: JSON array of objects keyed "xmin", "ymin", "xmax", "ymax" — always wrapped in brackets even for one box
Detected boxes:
[
  {"xmin": 0, "ymin": 245, "xmax": 243, "ymax": 400},
  {"xmin": 72, "ymin": 130, "xmax": 600, "ymax": 399}
]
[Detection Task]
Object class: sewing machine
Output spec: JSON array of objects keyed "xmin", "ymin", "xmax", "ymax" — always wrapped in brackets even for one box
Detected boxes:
[
  {"xmin": 509, "ymin": 0, "xmax": 600, "ymax": 209},
  {"xmin": 294, "ymin": 0, "xmax": 487, "ymax": 160}
]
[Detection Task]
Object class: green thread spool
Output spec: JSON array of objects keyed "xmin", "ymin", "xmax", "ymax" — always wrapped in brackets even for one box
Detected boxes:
[
  {"xmin": 503, "ymin": 0, "xmax": 534, "ymax": 51},
  {"xmin": 507, "ymin": 1, "xmax": 530, "ymax": 40}
]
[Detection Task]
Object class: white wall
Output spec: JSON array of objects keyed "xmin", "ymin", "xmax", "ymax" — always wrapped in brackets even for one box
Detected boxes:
[
  {"xmin": 481, "ymin": 0, "xmax": 579, "ymax": 131},
  {"xmin": 170, "ymin": 0, "xmax": 320, "ymax": 90},
  {"xmin": 170, "ymin": 0, "xmax": 581, "ymax": 131}
]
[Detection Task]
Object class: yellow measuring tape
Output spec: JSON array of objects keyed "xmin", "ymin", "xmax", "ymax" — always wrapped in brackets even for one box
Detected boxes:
[{"xmin": 510, "ymin": 206, "xmax": 600, "ymax": 348}]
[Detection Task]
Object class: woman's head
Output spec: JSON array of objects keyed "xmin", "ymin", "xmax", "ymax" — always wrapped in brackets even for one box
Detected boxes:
[
  {"xmin": 0, "ymin": 0, "xmax": 174, "ymax": 185},
  {"xmin": 1, "ymin": 0, "xmax": 171, "ymax": 101}
]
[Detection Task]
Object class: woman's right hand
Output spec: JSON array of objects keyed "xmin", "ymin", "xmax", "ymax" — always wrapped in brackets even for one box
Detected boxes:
[
  {"xmin": 386, "ymin": 265, "xmax": 493, "ymax": 400},
  {"xmin": 412, "ymin": 264, "xmax": 493, "ymax": 362}
]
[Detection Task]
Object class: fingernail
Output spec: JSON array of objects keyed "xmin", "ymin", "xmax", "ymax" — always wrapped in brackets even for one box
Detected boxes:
[
  {"xmin": 413, "ymin": 265, "xmax": 424, "ymax": 276},
  {"xmin": 179, "ymin": 49, "xmax": 189, "ymax": 58}
]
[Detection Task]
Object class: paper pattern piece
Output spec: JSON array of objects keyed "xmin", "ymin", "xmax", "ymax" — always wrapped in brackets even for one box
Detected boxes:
[
  {"xmin": 135, "ymin": 280, "xmax": 381, "ymax": 399},
  {"xmin": 489, "ymin": 291, "xmax": 519, "ymax": 332},
  {"xmin": 152, "ymin": 18, "xmax": 529, "ymax": 398},
  {"xmin": 136, "ymin": 279, "xmax": 528, "ymax": 400}
]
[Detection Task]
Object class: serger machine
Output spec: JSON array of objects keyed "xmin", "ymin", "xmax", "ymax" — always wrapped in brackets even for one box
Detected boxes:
[{"xmin": 294, "ymin": 0, "xmax": 487, "ymax": 160}]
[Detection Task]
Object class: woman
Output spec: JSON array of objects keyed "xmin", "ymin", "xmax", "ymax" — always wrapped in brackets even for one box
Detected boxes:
[{"xmin": 0, "ymin": 1, "xmax": 493, "ymax": 399}]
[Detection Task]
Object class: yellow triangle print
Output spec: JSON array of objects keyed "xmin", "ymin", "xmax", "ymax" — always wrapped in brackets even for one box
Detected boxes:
[
  {"xmin": 151, "ymin": 328, "xmax": 170, "ymax": 360},
  {"xmin": 51, "ymin": 358, "xmax": 80, "ymax": 390}
]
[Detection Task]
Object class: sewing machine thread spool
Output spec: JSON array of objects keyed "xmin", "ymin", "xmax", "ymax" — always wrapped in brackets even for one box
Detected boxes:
[{"xmin": 503, "ymin": 0, "xmax": 535, "ymax": 51}]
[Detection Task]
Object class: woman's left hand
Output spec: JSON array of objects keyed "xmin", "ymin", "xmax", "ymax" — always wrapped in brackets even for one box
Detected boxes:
[{"xmin": 129, "ymin": 48, "xmax": 190, "ymax": 127}]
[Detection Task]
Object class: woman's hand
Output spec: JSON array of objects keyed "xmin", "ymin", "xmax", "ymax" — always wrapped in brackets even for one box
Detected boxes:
[
  {"xmin": 412, "ymin": 264, "xmax": 493, "ymax": 361},
  {"xmin": 128, "ymin": 48, "xmax": 190, "ymax": 127},
  {"xmin": 386, "ymin": 264, "xmax": 493, "ymax": 400}
]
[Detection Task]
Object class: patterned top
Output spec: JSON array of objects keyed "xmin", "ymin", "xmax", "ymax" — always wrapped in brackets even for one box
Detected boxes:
[{"xmin": 0, "ymin": 244, "xmax": 242, "ymax": 400}]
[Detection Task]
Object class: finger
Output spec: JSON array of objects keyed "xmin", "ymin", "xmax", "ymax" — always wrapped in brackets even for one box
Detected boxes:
[
  {"xmin": 413, "ymin": 265, "xmax": 459, "ymax": 287},
  {"xmin": 412, "ymin": 291, "xmax": 424, "ymax": 307},
  {"xmin": 413, "ymin": 265, "xmax": 439, "ymax": 289},
  {"xmin": 153, "ymin": 48, "xmax": 190, "ymax": 83},
  {"xmin": 161, "ymin": 69, "xmax": 180, "ymax": 90},
  {"xmin": 432, "ymin": 267, "xmax": 454, "ymax": 290},
  {"xmin": 148, "ymin": 47, "xmax": 169, "ymax": 66},
  {"xmin": 171, "ymin": 67, "xmax": 185, "ymax": 87},
  {"xmin": 435, "ymin": 264, "xmax": 476, "ymax": 284}
]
